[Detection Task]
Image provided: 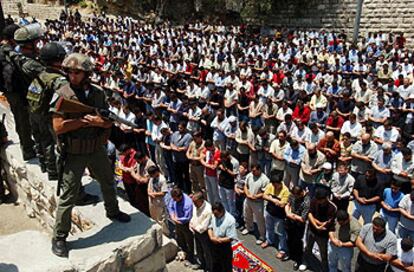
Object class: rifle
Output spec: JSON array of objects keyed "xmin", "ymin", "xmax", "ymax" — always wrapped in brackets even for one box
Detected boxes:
[
  {"xmin": 55, "ymin": 97, "xmax": 138, "ymax": 129},
  {"xmin": 56, "ymin": 137, "xmax": 66, "ymax": 197}
]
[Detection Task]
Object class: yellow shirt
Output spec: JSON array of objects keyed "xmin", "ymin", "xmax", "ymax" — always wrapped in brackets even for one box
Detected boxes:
[{"xmin": 264, "ymin": 183, "xmax": 290, "ymax": 205}]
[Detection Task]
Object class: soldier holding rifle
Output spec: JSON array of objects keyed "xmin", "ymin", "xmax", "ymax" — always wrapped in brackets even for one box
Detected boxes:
[{"xmin": 50, "ymin": 53, "xmax": 130, "ymax": 257}]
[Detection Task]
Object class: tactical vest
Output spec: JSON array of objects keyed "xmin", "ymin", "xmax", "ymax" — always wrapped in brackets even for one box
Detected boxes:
[
  {"xmin": 0, "ymin": 47, "xmax": 28, "ymax": 94},
  {"xmin": 56, "ymin": 84, "xmax": 110, "ymax": 155},
  {"xmin": 27, "ymin": 72, "xmax": 65, "ymax": 114}
]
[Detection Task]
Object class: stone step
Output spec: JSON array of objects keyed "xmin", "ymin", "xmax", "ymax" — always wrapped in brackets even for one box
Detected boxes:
[{"xmin": 0, "ymin": 103, "xmax": 169, "ymax": 271}]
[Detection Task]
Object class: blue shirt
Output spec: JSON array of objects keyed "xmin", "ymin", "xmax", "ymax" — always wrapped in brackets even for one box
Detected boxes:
[
  {"xmin": 168, "ymin": 193, "xmax": 193, "ymax": 224},
  {"xmin": 382, "ymin": 188, "xmax": 404, "ymax": 217},
  {"xmin": 284, "ymin": 145, "xmax": 306, "ymax": 165},
  {"xmin": 209, "ymin": 211, "xmax": 238, "ymax": 241}
]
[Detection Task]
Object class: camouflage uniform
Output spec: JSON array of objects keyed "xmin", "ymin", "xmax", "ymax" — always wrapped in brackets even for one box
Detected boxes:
[
  {"xmin": 0, "ymin": 43, "xmax": 37, "ymax": 160},
  {"xmin": 27, "ymin": 69, "xmax": 68, "ymax": 178},
  {"xmin": 50, "ymin": 54, "xmax": 126, "ymax": 244}
]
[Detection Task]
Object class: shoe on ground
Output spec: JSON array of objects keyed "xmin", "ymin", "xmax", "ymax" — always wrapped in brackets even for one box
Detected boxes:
[
  {"xmin": 293, "ymin": 262, "xmax": 299, "ymax": 271},
  {"xmin": 107, "ymin": 211, "xmax": 131, "ymax": 223},
  {"xmin": 276, "ymin": 252, "xmax": 285, "ymax": 259},
  {"xmin": 76, "ymin": 193, "xmax": 100, "ymax": 206},
  {"xmin": 51, "ymin": 238, "xmax": 68, "ymax": 258},
  {"xmin": 241, "ymin": 229, "xmax": 250, "ymax": 235},
  {"xmin": 48, "ymin": 172, "xmax": 58, "ymax": 181},
  {"xmin": 23, "ymin": 151, "xmax": 36, "ymax": 161},
  {"xmin": 299, "ymin": 264, "xmax": 307, "ymax": 271},
  {"xmin": 191, "ymin": 263, "xmax": 201, "ymax": 270},
  {"xmin": 260, "ymin": 241, "xmax": 270, "ymax": 249},
  {"xmin": 255, "ymin": 239, "xmax": 264, "ymax": 245},
  {"xmin": 281, "ymin": 254, "xmax": 290, "ymax": 262}
]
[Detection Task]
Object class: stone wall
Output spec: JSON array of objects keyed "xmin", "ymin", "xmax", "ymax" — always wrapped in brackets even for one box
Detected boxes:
[
  {"xmin": 5, "ymin": 0, "xmax": 414, "ymax": 45},
  {"xmin": 100, "ymin": 0, "xmax": 414, "ymax": 45},
  {"xmin": 0, "ymin": 102, "xmax": 170, "ymax": 271},
  {"xmin": 3, "ymin": 0, "xmax": 62, "ymax": 20}
]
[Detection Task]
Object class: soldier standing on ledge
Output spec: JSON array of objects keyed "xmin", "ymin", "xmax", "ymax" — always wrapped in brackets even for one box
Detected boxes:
[
  {"xmin": 50, "ymin": 53, "xmax": 130, "ymax": 257},
  {"xmin": 0, "ymin": 24, "xmax": 37, "ymax": 161},
  {"xmin": 26, "ymin": 42, "xmax": 67, "ymax": 180}
]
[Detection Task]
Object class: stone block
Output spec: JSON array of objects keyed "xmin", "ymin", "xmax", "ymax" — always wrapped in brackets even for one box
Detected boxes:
[{"xmin": 133, "ymin": 248, "xmax": 166, "ymax": 272}]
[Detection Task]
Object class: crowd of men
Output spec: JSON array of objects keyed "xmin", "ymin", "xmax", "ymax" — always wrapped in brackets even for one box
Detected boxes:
[{"xmin": 1, "ymin": 9, "xmax": 414, "ymax": 272}]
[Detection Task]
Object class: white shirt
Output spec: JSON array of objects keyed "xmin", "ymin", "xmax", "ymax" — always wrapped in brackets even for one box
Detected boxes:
[
  {"xmin": 341, "ymin": 120, "xmax": 362, "ymax": 139},
  {"xmin": 190, "ymin": 201, "xmax": 212, "ymax": 234},
  {"xmin": 391, "ymin": 239, "xmax": 414, "ymax": 272},
  {"xmin": 151, "ymin": 121, "xmax": 168, "ymax": 142}
]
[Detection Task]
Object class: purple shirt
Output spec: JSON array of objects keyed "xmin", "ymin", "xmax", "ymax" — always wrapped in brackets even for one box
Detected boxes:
[{"xmin": 168, "ymin": 193, "xmax": 193, "ymax": 224}]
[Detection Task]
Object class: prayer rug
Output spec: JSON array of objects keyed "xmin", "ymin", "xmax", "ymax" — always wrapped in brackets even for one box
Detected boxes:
[{"xmin": 232, "ymin": 242, "xmax": 273, "ymax": 272}]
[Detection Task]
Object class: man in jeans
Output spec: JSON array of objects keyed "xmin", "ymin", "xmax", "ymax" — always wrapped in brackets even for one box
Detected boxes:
[
  {"xmin": 170, "ymin": 122, "xmax": 192, "ymax": 194},
  {"xmin": 241, "ymin": 164, "xmax": 270, "ymax": 245},
  {"xmin": 352, "ymin": 169, "xmax": 382, "ymax": 225},
  {"xmin": 355, "ymin": 217, "xmax": 397, "ymax": 272},
  {"xmin": 262, "ymin": 171, "xmax": 290, "ymax": 260},
  {"xmin": 304, "ymin": 188, "xmax": 337, "ymax": 272},
  {"xmin": 168, "ymin": 187, "xmax": 195, "ymax": 266},
  {"xmin": 328, "ymin": 210, "xmax": 361, "ymax": 272},
  {"xmin": 380, "ymin": 180, "xmax": 404, "ymax": 233},
  {"xmin": 200, "ymin": 139, "xmax": 221, "ymax": 203},
  {"xmin": 398, "ymin": 190, "xmax": 414, "ymax": 240},
  {"xmin": 218, "ymin": 151, "xmax": 237, "ymax": 217}
]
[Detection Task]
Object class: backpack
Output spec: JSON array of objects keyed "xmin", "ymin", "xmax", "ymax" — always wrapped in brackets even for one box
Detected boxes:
[
  {"xmin": 27, "ymin": 72, "xmax": 65, "ymax": 114},
  {"xmin": 1, "ymin": 50, "xmax": 29, "ymax": 94}
]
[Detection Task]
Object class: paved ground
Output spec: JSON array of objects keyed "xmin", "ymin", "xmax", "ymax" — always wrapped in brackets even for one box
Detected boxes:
[
  {"xmin": 0, "ymin": 201, "xmax": 43, "ymax": 236},
  {"xmin": 1, "ymin": 199, "xmax": 359, "ymax": 272}
]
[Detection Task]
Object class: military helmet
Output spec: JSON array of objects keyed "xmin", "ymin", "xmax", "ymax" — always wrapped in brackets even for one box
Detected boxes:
[
  {"xmin": 40, "ymin": 42, "xmax": 66, "ymax": 63},
  {"xmin": 14, "ymin": 23, "xmax": 43, "ymax": 43},
  {"xmin": 2, "ymin": 24, "xmax": 20, "ymax": 40},
  {"xmin": 62, "ymin": 53, "xmax": 94, "ymax": 72}
]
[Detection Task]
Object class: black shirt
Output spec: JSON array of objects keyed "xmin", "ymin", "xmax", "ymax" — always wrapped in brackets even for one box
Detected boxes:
[
  {"xmin": 309, "ymin": 199, "xmax": 337, "ymax": 236},
  {"xmin": 218, "ymin": 159, "xmax": 234, "ymax": 190},
  {"xmin": 354, "ymin": 176, "xmax": 383, "ymax": 200}
]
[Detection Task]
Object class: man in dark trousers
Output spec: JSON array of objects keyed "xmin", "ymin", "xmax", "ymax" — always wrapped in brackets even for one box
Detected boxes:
[
  {"xmin": 208, "ymin": 202, "xmax": 237, "ymax": 272},
  {"xmin": 0, "ymin": 24, "xmax": 36, "ymax": 161}
]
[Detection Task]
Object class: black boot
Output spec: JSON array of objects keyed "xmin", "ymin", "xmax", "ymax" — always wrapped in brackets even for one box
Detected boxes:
[
  {"xmin": 76, "ymin": 193, "xmax": 100, "ymax": 206},
  {"xmin": 48, "ymin": 171, "xmax": 58, "ymax": 181},
  {"xmin": 40, "ymin": 163, "xmax": 47, "ymax": 173},
  {"xmin": 23, "ymin": 150, "xmax": 36, "ymax": 161},
  {"xmin": 51, "ymin": 238, "xmax": 68, "ymax": 257},
  {"xmin": 107, "ymin": 211, "xmax": 131, "ymax": 223}
]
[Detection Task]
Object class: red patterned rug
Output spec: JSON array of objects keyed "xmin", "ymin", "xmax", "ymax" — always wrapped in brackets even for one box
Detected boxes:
[{"xmin": 232, "ymin": 242, "xmax": 273, "ymax": 271}]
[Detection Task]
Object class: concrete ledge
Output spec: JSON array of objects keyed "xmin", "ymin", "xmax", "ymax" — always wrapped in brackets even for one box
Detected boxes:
[{"xmin": 0, "ymin": 103, "xmax": 169, "ymax": 271}]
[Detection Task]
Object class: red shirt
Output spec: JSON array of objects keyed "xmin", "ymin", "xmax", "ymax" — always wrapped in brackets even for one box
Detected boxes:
[
  {"xmin": 203, "ymin": 148, "xmax": 221, "ymax": 177},
  {"xmin": 200, "ymin": 69, "xmax": 209, "ymax": 82},
  {"xmin": 317, "ymin": 138, "xmax": 340, "ymax": 161},
  {"xmin": 292, "ymin": 105, "xmax": 311, "ymax": 124},
  {"xmin": 120, "ymin": 149, "xmax": 137, "ymax": 184},
  {"xmin": 326, "ymin": 116, "xmax": 344, "ymax": 129},
  {"xmin": 272, "ymin": 71, "xmax": 285, "ymax": 85}
]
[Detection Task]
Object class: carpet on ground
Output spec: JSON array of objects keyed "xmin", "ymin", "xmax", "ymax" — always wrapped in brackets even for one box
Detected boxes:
[{"xmin": 232, "ymin": 242, "xmax": 273, "ymax": 272}]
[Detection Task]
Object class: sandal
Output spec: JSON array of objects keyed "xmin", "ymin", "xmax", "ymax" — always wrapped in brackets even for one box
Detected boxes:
[{"xmin": 260, "ymin": 241, "xmax": 269, "ymax": 249}]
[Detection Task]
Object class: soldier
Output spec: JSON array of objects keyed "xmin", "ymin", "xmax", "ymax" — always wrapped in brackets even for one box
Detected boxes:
[
  {"xmin": 0, "ymin": 24, "xmax": 36, "ymax": 161},
  {"xmin": 12, "ymin": 23, "xmax": 52, "ymax": 170},
  {"xmin": 50, "ymin": 53, "xmax": 130, "ymax": 257},
  {"xmin": 27, "ymin": 42, "xmax": 99, "ymax": 204},
  {"xmin": 26, "ymin": 42, "xmax": 67, "ymax": 180}
]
